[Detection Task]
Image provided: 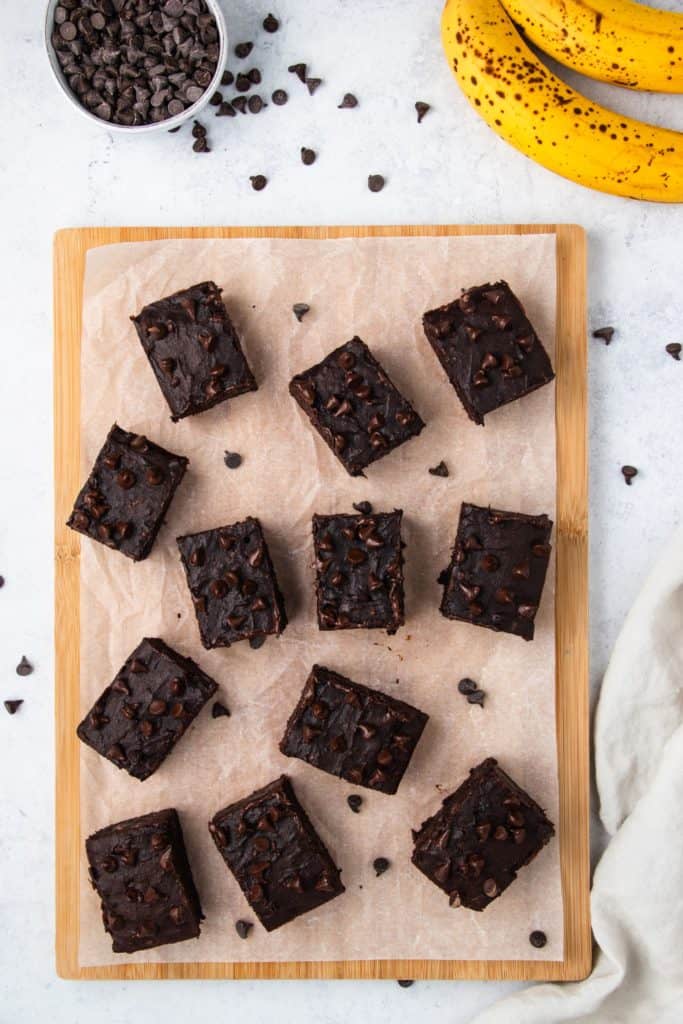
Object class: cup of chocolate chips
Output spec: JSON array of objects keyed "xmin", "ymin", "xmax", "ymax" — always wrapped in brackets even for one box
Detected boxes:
[{"xmin": 44, "ymin": 0, "xmax": 227, "ymax": 132}]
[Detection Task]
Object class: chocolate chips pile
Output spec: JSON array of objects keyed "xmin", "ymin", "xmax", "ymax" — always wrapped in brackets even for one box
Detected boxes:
[{"xmin": 50, "ymin": 0, "xmax": 220, "ymax": 127}]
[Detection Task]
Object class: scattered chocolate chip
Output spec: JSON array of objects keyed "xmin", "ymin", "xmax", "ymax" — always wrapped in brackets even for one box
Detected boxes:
[
  {"xmin": 368, "ymin": 174, "xmax": 385, "ymax": 193},
  {"xmin": 467, "ymin": 690, "xmax": 486, "ymax": 706},
  {"xmin": 193, "ymin": 136, "xmax": 210, "ymax": 153},
  {"xmin": 249, "ymin": 636, "xmax": 266, "ymax": 650},
  {"xmin": 306, "ymin": 77, "xmax": 322, "ymax": 95},
  {"xmin": 224, "ymin": 451, "xmax": 242, "ymax": 469},
  {"xmin": 235, "ymin": 73, "xmax": 252, "ymax": 93},
  {"xmin": 263, "ymin": 13, "xmax": 279, "ymax": 32},
  {"xmin": 428, "ymin": 461, "xmax": 449, "ymax": 477},
  {"xmin": 16, "ymin": 656, "xmax": 33, "ymax": 677},
  {"xmin": 301, "ymin": 147, "xmax": 316, "ymax": 166},
  {"xmin": 248, "ymin": 68, "xmax": 262, "ymax": 85},
  {"xmin": 415, "ymin": 101, "xmax": 430, "ymax": 123},
  {"xmin": 0, "ymin": 576, "xmax": 4, "ymax": 588},
  {"xmin": 529, "ymin": 930, "xmax": 547, "ymax": 948},
  {"xmin": 593, "ymin": 326, "xmax": 614, "ymax": 345},
  {"xmin": 234, "ymin": 42, "xmax": 253, "ymax": 59},
  {"xmin": 665, "ymin": 342, "xmax": 681, "ymax": 361},
  {"xmin": 293, "ymin": 303, "xmax": 311, "ymax": 322},
  {"xmin": 4, "ymin": 700, "xmax": 23, "ymax": 716},
  {"xmin": 352, "ymin": 501, "xmax": 372, "ymax": 515},
  {"xmin": 212, "ymin": 701, "xmax": 231, "ymax": 719},
  {"xmin": 397, "ymin": 980, "xmax": 414, "ymax": 988},
  {"xmin": 621, "ymin": 465, "xmax": 638, "ymax": 485},
  {"xmin": 168, "ymin": 125, "xmax": 182, "ymax": 133},
  {"xmin": 192, "ymin": 120, "xmax": 206, "ymax": 139},
  {"xmin": 457, "ymin": 678, "xmax": 477, "ymax": 695},
  {"xmin": 235, "ymin": 919, "xmax": 253, "ymax": 939},
  {"xmin": 221, "ymin": 70, "xmax": 235, "ymax": 86},
  {"xmin": 272, "ymin": 88, "xmax": 288, "ymax": 105},
  {"xmin": 288, "ymin": 63, "xmax": 307, "ymax": 82},
  {"xmin": 231, "ymin": 96, "xmax": 248, "ymax": 114},
  {"xmin": 250, "ymin": 174, "xmax": 267, "ymax": 191},
  {"xmin": 373, "ymin": 857, "xmax": 390, "ymax": 877},
  {"xmin": 216, "ymin": 101, "xmax": 236, "ymax": 117},
  {"xmin": 338, "ymin": 93, "xmax": 358, "ymax": 109},
  {"xmin": 347, "ymin": 794, "xmax": 363, "ymax": 813},
  {"xmin": 248, "ymin": 95, "xmax": 265, "ymax": 113},
  {"xmin": 209, "ymin": 91, "xmax": 222, "ymax": 106}
]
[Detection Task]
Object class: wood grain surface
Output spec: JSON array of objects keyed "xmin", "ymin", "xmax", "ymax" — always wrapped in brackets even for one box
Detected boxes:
[{"xmin": 54, "ymin": 224, "xmax": 590, "ymax": 981}]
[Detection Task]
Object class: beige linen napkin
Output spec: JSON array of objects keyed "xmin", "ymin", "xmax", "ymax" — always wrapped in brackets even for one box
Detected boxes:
[{"xmin": 471, "ymin": 528, "xmax": 683, "ymax": 1023}]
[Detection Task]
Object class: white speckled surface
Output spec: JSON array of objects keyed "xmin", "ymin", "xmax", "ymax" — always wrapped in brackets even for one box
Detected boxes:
[{"xmin": 0, "ymin": 1, "xmax": 680, "ymax": 1021}]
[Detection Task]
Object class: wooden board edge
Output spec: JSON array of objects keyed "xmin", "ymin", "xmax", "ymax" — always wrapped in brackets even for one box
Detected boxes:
[{"xmin": 54, "ymin": 224, "xmax": 591, "ymax": 981}]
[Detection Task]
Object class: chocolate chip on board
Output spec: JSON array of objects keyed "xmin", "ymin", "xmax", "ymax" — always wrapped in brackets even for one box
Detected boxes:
[
  {"xmin": 231, "ymin": 96, "xmax": 248, "ymax": 114},
  {"xmin": 467, "ymin": 689, "xmax": 486, "ymax": 706},
  {"xmin": 16, "ymin": 656, "xmax": 33, "ymax": 677},
  {"xmin": 234, "ymin": 42, "xmax": 253, "ymax": 59},
  {"xmin": 263, "ymin": 13, "xmax": 280, "ymax": 32},
  {"xmin": 415, "ymin": 101, "xmax": 431, "ymax": 123},
  {"xmin": 249, "ymin": 636, "xmax": 266, "ymax": 650},
  {"xmin": 368, "ymin": 174, "xmax": 385, "ymax": 192},
  {"xmin": 212, "ymin": 701, "xmax": 231, "ymax": 719},
  {"xmin": 352, "ymin": 501, "xmax": 372, "ymax": 515},
  {"xmin": 248, "ymin": 95, "xmax": 265, "ymax": 113},
  {"xmin": 248, "ymin": 69, "xmax": 262, "ymax": 84},
  {"xmin": 288, "ymin": 63, "xmax": 307, "ymax": 83},
  {"xmin": 0, "ymin": 575, "xmax": 5, "ymax": 587},
  {"xmin": 192, "ymin": 120, "xmax": 207, "ymax": 138},
  {"xmin": 192, "ymin": 136, "xmax": 210, "ymax": 153},
  {"xmin": 209, "ymin": 91, "xmax": 222, "ymax": 106},
  {"xmin": 216, "ymin": 102, "xmax": 236, "ymax": 117},
  {"xmin": 621, "ymin": 465, "xmax": 638, "ymax": 485},
  {"xmin": 292, "ymin": 303, "xmax": 311, "ymax": 322},
  {"xmin": 338, "ymin": 93, "xmax": 358, "ymax": 108},
  {"xmin": 529, "ymin": 930, "xmax": 547, "ymax": 948},
  {"xmin": 373, "ymin": 857, "xmax": 390, "ymax": 876},
  {"xmin": 4, "ymin": 700, "xmax": 23, "ymax": 716},
  {"xmin": 397, "ymin": 980, "xmax": 415, "ymax": 988},
  {"xmin": 235, "ymin": 73, "xmax": 252, "ymax": 93},
  {"xmin": 347, "ymin": 794, "xmax": 363, "ymax": 813},
  {"xmin": 306, "ymin": 77, "xmax": 322, "ymax": 95},
  {"xmin": 428, "ymin": 460, "xmax": 449, "ymax": 477},
  {"xmin": 221, "ymin": 70, "xmax": 235, "ymax": 86},
  {"xmin": 665, "ymin": 342, "xmax": 681, "ymax": 361},
  {"xmin": 272, "ymin": 89, "xmax": 288, "ymax": 105},
  {"xmin": 457, "ymin": 678, "xmax": 478, "ymax": 695},
  {"xmin": 235, "ymin": 919, "xmax": 253, "ymax": 939},
  {"xmin": 224, "ymin": 451, "xmax": 242, "ymax": 469},
  {"xmin": 592, "ymin": 326, "xmax": 615, "ymax": 345},
  {"xmin": 301, "ymin": 147, "xmax": 316, "ymax": 166},
  {"xmin": 249, "ymin": 174, "xmax": 267, "ymax": 191}
]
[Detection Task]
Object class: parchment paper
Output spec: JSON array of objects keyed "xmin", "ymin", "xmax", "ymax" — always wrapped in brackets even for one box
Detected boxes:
[{"xmin": 77, "ymin": 233, "xmax": 562, "ymax": 966}]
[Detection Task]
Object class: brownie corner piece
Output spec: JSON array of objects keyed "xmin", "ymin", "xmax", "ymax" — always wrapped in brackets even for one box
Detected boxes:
[
  {"xmin": 280, "ymin": 664, "xmax": 428, "ymax": 794},
  {"xmin": 209, "ymin": 774, "xmax": 344, "ymax": 931},
  {"xmin": 313, "ymin": 510, "xmax": 405, "ymax": 634},
  {"xmin": 66, "ymin": 423, "xmax": 188, "ymax": 561},
  {"xmin": 289, "ymin": 336, "xmax": 424, "ymax": 476},
  {"xmin": 423, "ymin": 280, "xmax": 554, "ymax": 425},
  {"xmin": 439, "ymin": 502, "xmax": 552, "ymax": 641},
  {"xmin": 132, "ymin": 280, "xmax": 257, "ymax": 421},
  {"xmin": 177, "ymin": 517, "xmax": 288, "ymax": 649},
  {"xmin": 76, "ymin": 637, "xmax": 218, "ymax": 781},
  {"xmin": 86, "ymin": 807, "xmax": 203, "ymax": 953},
  {"xmin": 411, "ymin": 757, "xmax": 555, "ymax": 911}
]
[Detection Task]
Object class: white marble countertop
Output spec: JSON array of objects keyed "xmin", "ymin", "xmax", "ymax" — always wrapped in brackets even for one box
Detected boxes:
[{"xmin": 0, "ymin": 1, "xmax": 680, "ymax": 1021}]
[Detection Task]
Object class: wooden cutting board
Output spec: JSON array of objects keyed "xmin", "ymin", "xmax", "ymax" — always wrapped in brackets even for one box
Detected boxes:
[{"xmin": 54, "ymin": 224, "xmax": 590, "ymax": 981}]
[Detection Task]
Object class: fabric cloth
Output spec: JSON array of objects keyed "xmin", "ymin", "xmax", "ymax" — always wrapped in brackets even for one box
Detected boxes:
[{"xmin": 471, "ymin": 529, "xmax": 683, "ymax": 1024}]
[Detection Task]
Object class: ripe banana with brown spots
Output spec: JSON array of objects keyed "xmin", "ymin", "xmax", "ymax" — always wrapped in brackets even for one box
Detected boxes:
[
  {"xmin": 441, "ymin": 0, "xmax": 683, "ymax": 201},
  {"xmin": 500, "ymin": 0, "xmax": 683, "ymax": 93}
]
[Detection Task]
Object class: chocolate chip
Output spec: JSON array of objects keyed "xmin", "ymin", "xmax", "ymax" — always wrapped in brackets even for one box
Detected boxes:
[
  {"xmin": 457, "ymin": 677, "xmax": 477, "ymax": 695},
  {"xmin": 352, "ymin": 501, "xmax": 372, "ymax": 515},
  {"xmin": 193, "ymin": 136, "xmax": 210, "ymax": 153},
  {"xmin": 192, "ymin": 121, "xmax": 207, "ymax": 139},
  {"xmin": 248, "ymin": 69, "xmax": 262, "ymax": 85},
  {"xmin": 368, "ymin": 174, "xmax": 385, "ymax": 192},
  {"xmin": 467, "ymin": 690, "xmax": 486, "ymax": 706},
  {"xmin": 347, "ymin": 794, "xmax": 363, "ymax": 813},
  {"xmin": 0, "ymin": 575, "xmax": 4, "ymax": 587},
  {"xmin": 338, "ymin": 93, "xmax": 358, "ymax": 108},
  {"xmin": 209, "ymin": 91, "xmax": 222, "ymax": 106},
  {"xmin": 235, "ymin": 73, "xmax": 251, "ymax": 93},
  {"xmin": 223, "ymin": 451, "xmax": 242, "ymax": 469},
  {"xmin": 621, "ymin": 465, "xmax": 638, "ymax": 485},
  {"xmin": 216, "ymin": 102, "xmax": 236, "ymax": 117},
  {"xmin": 272, "ymin": 89, "xmax": 288, "ymax": 105},
  {"xmin": 373, "ymin": 857, "xmax": 390, "ymax": 876},
  {"xmin": 263, "ymin": 13, "xmax": 279, "ymax": 32},
  {"xmin": 249, "ymin": 636, "xmax": 266, "ymax": 650},
  {"xmin": 529, "ymin": 930, "xmax": 547, "ymax": 948},
  {"xmin": 301, "ymin": 147, "xmax": 316, "ymax": 166},
  {"xmin": 288, "ymin": 62, "xmax": 307, "ymax": 82},
  {"xmin": 665, "ymin": 342, "xmax": 681, "ymax": 361},
  {"xmin": 306, "ymin": 77, "xmax": 322, "ymax": 95},
  {"xmin": 593, "ymin": 326, "xmax": 614, "ymax": 345},
  {"xmin": 293, "ymin": 303, "xmax": 311, "ymax": 321},
  {"xmin": 250, "ymin": 174, "xmax": 267, "ymax": 191},
  {"xmin": 415, "ymin": 101, "xmax": 430, "ymax": 123},
  {"xmin": 397, "ymin": 980, "xmax": 414, "ymax": 988},
  {"xmin": 235, "ymin": 919, "xmax": 253, "ymax": 939},
  {"xmin": 221, "ymin": 70, "xmax": 235, "ymax": 86},
  {"xmin": 4, "ymin": 700, "xmax": 23, "ymax": 716},
  {"xmin": 212, "ymin": 701, "xmax": 231, "ymax": 719},
  {"xmin": 231, "ymin": 96, "xmax": 247, "ymax": 114},
  {"xmin": 428, "ymin": 461, "xmax": 449, "ymax": 477},
  {"xmin": 247, "ymin": 93, "xmax": 265, "ymax": 113},
  {"xmin": 16, "ymin": 656, "xmax": 34, "ymax": 677},
  {"xmin": 116, "ymin": 469, "xmax": 136, "ymax": 489},
  {"xmin": 234, "ymin": 42, "xmax": 253, "ymax": 59}
]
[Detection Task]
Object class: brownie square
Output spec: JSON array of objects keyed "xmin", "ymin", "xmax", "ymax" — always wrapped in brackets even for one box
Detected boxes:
[
  {"xmin": 131, "ymin": 281, "xmax": 257, "ymax": 421},
  {"xmin": 280, "ymin": 664, "xmax": 428, "ymax": 794},
  {"xmin": 77, "ymin": 637, "xmax": 218, "ymax": 781},
  {"xmin": 67, "ymin": 423, "xmax": 188, "ymax": 562},
  {"xmin": 289, "ymin": 336, "xmax": 425, "ymax": 476},
  {"xmin": 313, "ymin": 510, "xmax": 405, "ymax": 634},
  {"xmin": 177, "ymin": 517, "xmax": 288, "ymax": 649},
  {"xmin": 411, "ymin": 758, "xmax": 555, "ymax": 911},
  {"xmin": 86, "ymin": 808, "xmax": 203, "ymax": 953},
  {"xmin": 438, "ymin": 503, "xmax": 552, "ymax": 641},
  {"xmin": 423, "ymin": 281, "xmax": 555, "ymax": 425},
  {"xmin": 209, "ymin": 775, "xmax": 345, "ymax": 931}
]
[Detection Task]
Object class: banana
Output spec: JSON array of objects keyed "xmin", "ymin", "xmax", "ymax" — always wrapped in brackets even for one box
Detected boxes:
[
  {"xmin": 499, "ymin": 0, "xmax": 683, "ymax": 93},
  {"xmin": 441, "ymin": 0, "xmax": 683, "ymax": 202}
]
